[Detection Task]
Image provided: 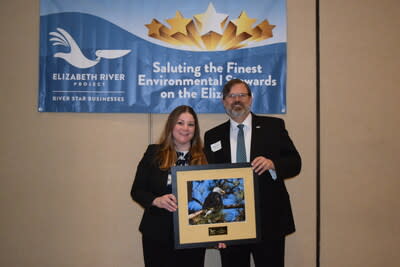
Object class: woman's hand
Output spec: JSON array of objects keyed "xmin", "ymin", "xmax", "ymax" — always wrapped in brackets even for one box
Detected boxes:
[
  {"xmin": 152, "ymin": 194, "xmax": 177, "ymax": 212},
  {"xmin": 217, "ymin": 242, "xmax": 227, "ymax": 249}
]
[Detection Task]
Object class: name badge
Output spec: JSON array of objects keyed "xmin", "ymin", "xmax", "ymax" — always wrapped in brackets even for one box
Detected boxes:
[{"xmin": 210, "ymin": 141, "xmax": 222, "ymax": 152}]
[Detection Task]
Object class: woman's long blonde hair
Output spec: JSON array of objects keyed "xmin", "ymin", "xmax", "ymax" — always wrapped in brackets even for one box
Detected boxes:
[{"xmin": 157, "ymin": 105, "xmax": 207, "ymax": 170}]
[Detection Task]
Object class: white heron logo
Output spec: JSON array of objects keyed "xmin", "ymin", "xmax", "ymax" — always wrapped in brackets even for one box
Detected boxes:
[{"xmin": 49, "ymin": 28, "xmax": 131, "ymax": 69}]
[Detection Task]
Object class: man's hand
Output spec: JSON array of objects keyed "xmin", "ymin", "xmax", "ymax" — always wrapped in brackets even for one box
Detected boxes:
[
  {"xmin": 251, "ymin": 156, "xmax": 275, "ymax": 175},
  {"xmin": 152, "ymin": 194, "xmax": 177, "ymax": 212}
]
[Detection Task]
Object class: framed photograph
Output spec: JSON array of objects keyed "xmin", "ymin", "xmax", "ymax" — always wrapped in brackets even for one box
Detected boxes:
[{"xmin": 171, "ymin": 163, "xmax": 260, "ymax": 249}]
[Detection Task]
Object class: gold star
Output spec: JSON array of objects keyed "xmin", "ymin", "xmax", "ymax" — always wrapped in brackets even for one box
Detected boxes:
[
  {"xmin": 233, "ymin": 11, "xmax": 257, "ymax": 35},
  {"xmin": 166, "ymin": 11, "xmax": 191, "ymax": 35},
  {"xmin": 145, "ymin": 19, "xmax": 164, "ymax": 36},
  {"xmin": 257, "ymin": 20, "xmax": 275, "ymax": 39}
]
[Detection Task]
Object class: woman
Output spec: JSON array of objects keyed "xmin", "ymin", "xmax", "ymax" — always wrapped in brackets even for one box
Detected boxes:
[{"xmin": 131, "ymin": 105, "xmax": 207, "ymax": 267}]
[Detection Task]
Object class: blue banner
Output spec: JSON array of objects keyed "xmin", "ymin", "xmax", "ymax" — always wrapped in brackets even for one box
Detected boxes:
[{"xmin": 39, "ymin": 0, "xmax": 287, "ymax": 113}]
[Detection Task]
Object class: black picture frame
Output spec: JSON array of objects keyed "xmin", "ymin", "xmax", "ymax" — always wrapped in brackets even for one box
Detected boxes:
[{"xmin": 171, "ymin": 163, "xmax": 261, "ymax": 249}]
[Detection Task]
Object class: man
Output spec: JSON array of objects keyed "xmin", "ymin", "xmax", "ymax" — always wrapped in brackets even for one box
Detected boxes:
[{"xmin": 204, "ymin": 79, "xmax": 301, "ymax": 267}]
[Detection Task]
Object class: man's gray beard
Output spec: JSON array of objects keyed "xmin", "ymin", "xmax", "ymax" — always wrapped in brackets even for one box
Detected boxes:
[{"xmin": 225, "ymin": 105, "xmax": 250, "ymax": 118}]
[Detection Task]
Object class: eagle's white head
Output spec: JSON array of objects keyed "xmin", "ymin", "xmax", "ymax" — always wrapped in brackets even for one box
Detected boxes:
[{"xmin": 212, "ymin": 187, "xmax": 225, "ymax": 194}]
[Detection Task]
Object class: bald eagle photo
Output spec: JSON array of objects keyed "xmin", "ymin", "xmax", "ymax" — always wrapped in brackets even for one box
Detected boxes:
[
  {"xmin": 203, "ymin": 187, "xmax": 225, "ymax": 217},
  {"xmin": 188, "ymin": 178, "xmax": 245, "ymax": 225}
]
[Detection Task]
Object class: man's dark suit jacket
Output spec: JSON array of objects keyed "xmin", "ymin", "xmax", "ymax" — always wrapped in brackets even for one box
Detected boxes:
[
  {"xmin": 204, "ymin": 114, "xmax": 301, "ymax": 239},
  {"xmin": 131, "ymin": 144, "xmax": 173, "ymax": 241}
]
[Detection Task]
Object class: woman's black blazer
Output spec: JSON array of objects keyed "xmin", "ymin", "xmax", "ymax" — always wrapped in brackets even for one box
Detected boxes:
[{"xmin": 131, "ymin": 144, "xmax": 173, "ymax": 241}]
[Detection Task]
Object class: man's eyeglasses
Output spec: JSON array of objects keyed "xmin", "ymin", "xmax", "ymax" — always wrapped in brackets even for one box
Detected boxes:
[{"xmin": 226, "ymin": 93, "xmax": 250, "ymax": 99}]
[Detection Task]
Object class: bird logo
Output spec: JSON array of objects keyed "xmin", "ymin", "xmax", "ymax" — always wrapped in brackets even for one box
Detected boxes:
[{"xmin": 49, "ymin": 28, "xmax": 131, "ymax": 69}]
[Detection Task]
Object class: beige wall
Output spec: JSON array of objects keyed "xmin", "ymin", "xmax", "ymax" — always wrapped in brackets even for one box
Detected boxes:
[
  {"xmin": 320, "ymin": 1, "xmax": 400, "ymax": 266},
  {"xmin": 0, "ymin": 0, "xmax": 398, "ymax": 266}
]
